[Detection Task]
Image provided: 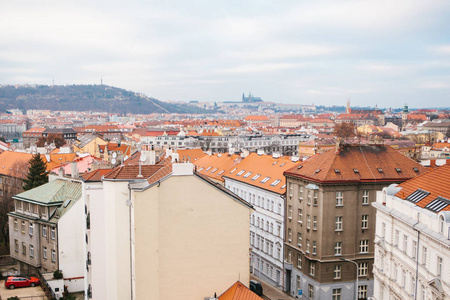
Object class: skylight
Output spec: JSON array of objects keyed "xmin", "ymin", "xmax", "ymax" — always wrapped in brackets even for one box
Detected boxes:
[
  {"xmin": 252, "ymin": 174, "xmax": 261, "ymax": 181},
  {"xmin": 413, "ymin": 167, "xmax": 419, "ymax": 172},
  {"xmin": 280, "ymin": 163, "xmax": 285, "ymax": 167},
  {"xmin": 270, "ymin": 179, "xmax": 281, "ymax": 186},
  {"xmin": 395, "ymin": 168, "xmax": 402, "ymax": 172},
  {"xmin": 197, "ymin": 167, "xmax": 204, "ymax": 172},
  {"xmin": 261, "ymin": 176, "xmax": 271, "ymax": 183},
  {"xmin": 315, "ymin": 169, "xmax": 321, "ymax": 174},
  {"xmin": 406, "ymin": 189, "xmax": 430, "ymax": 203},
  {"xmin": 63, "ymin": 199, "xmax": 71, "ymax": 208},
  {"xmin": 377, "ymin": 168, "xmax": 383, "ymax": 173},
  {"xmin": 334, "ymin": 169, "xmax": 340, "ymax": 173},
  {"xmin": 297, "ymin": 165, "xmax": 303, "ymax": 169},
  {"xmin": 217, "ymin": 170, "xmax": 224, "ymax": 175},
  {"xmin": 211, "ymin": 168, "xmax": 218, "ymax": 173},
  {"xmin": 205, "ymin": 167, "xmax": 211, "ymax": 171},
  {"xmin": 353, "ymin": 169, "xmax": 359, "ymax": 173},
  {"xmin": 273, "ymin": 161, "xmax": 278, "ymax": 165},
  {"xmin": 281, "ymin": 184, "xmax": 286, "ymax": 189},
  {"xmin": 243, "ymin": 172, "xmax": 252, "ymax": 178},
  {"xmin": 236, "ymin": 170, "xmax": 245, "ymax": 176},
  {"xmin": 425, "ymin": 197, "xmax": 450, "ymax": 212},
  {"xmin": 230, "ymin": 168, "xmax": 237, "ymax": 174}
]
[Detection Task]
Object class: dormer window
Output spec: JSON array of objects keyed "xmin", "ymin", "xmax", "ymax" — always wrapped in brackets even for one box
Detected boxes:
[
  {"xmin": 377, "ymin": 168, "xmax": 383, "ymax": 173},
  {"xmin": 353, "ymin": 169, "xmax": 359, "ymax": 173},
  {"xmin": 395, "ymin": 168, "xmax": 402, "ymax": 172},
  {"xmin": 334, "ymin": 169, "xmax": 340, "ymax": 174},
  {"xmin": 252, "ymin": 174, "xmax": 261, "ymax": 180},
  {"xmin": 297, "ymin": 165, "xmax": 303, "ymax": 169},
  {"xmin": 230, "ymin": 168, "xmax": 237, "ymax": 174},
  {"xmin": 261, "ymin": 177, "xmax": 271, "ymax": 183},
  {"xmin": 270, "ymin": 179, "xmax": 281, "ymax": 186},
  {"xmin": 315, "ymin": 169, "xmax": 321, "ymax": 174},
  {"xmin": 413, "ymin": 167, "xmax": 419, "ymax": 172},
  {"xmin": 243, "ymin": 172, "xmax": 252, "ymax": 178}
]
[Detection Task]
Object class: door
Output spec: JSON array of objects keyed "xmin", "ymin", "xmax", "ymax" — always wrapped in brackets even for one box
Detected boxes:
[
  {"xmin": 286, "ymin": 270, "xmax": 291, "ymax": 293},
  {"xmin": 276, "ymin": 270, "xmax": 281, "ymax": 286}
]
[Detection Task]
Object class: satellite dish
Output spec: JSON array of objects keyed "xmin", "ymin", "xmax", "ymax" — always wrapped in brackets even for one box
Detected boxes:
[
  {"xmin": 111, "ymin": 158, "xmax": 117, "ymax": 165},
  {"xmin": 112, "ymin": 152, "xmax": 117, "ymax": 158},
  {"xmin": 140, "ymin": 154, "xmax": 147, "ymax": 162},
  {"xmin": 124, "ymin": 155, "xmax": 129, "ymax": 161}
]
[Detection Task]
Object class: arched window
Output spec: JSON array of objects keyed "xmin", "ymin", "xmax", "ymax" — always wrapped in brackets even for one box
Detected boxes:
[{"xmin": 439, "ymin": 215, "xmax": 445, "ymax": 234}]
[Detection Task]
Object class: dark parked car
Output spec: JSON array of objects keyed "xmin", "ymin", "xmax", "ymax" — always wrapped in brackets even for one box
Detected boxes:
[
  {"xmin": 250, "ymin": 280, "xmax": 263, "ymax": 295},
  {"xmin": 4, "ymin": 276, "xmax": 40, "ymax": 289}
]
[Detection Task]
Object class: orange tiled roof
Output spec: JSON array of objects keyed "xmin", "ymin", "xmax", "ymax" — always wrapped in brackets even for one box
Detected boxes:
[
  {"xmin": 244, "ymin": 115, "xmax": 270, "ymax": 121},
  {"xmin": 223, "ymin": 153, "xmax": 296, "ymax": 194},
  {"xmin": 218, "ymin": 281, "xmax": 263, "ymax": 300},
  {"xmin": 81, "ymin": 168, "xmax": 114, "ymax": 182},
  {"xmin": 395, "ymin": 164, "xmax": 450, "ymax": 211},
  {"xmin": 285, "ymin": 144, "xmax": 427, "ymax": 183},
  {"xmin": 176, "ymin": 148, "xmax": 206, "ymax": 162},
  {"xmin": 0, "ymin": 151, "xmax": 34, "ymax": 178},
  {"xmin": 193, "ymin": 153, "xmax": 243, "ymax": 183},
  {"xmin": 431, "ymin": 142, "xmax": 450, "ymax": 151},
  {"xmin": 44, "ymin": 153, "xmax": 78, "ymax": 171}
]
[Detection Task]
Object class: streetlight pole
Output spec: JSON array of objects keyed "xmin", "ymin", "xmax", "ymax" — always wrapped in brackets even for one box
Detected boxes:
[{"xmin": 340, "ymin": 258, "xmax": 358, "ymax": 300}]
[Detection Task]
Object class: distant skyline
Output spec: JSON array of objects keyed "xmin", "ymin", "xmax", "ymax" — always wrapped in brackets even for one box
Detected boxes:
[{"xmin": 1, "ymin": 0, "xmax": 449, "ymax": 108}]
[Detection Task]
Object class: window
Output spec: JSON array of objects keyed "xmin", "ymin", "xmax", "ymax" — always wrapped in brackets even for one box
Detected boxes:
[
  {"xmin": 358, "ymin": 285, "xmax": 367, "ymax": 299},
  {"xmin": 313, "ymin": 191, "xmax": 318, "ymax": 205},
  {"xmin": 308, "ymin": 284, "xmax": 314, "ymax": 298},
  {"xmin": 332, "ymin": 288, "xmax": 341, "ymax": 300},
  {"xmin": 359, "ymin": 240, "xmax": 369, "ymax": 253},
  {"xmin": 286, "ymin": 249, "xmax": 291, "ymax": 263},
  {"xmin": 307, "ymin": 191, "xmax": 311, "ymax": 205},
  {"xmin": 382, "ymin": 222, "xmax": 386, "ymax": 238},
  {"xmin": 439, "ymin": 215, "xmax": 445, "ymax": 234},
  {"xmin": 335, "ymin": 242, "xmax": 342, "ymax": 256},
  {"xmin": 288, "ymin": 228, "xmax": 292, "ymax": 242},
  {"xmin": 51, "ymin": 227, "xmax": 55, "ymax": 240},
  {"xmin": 298, "ymin": 209, "xmax": 303, "ymax": 223},
  {"xmin": 334, "ymin": 265, "xmax": 341, "ymax": 279},
  {"xmin": 14, "ymin": 239, "xmax": 18, "ymax": 252},
  {"xmin": 361, "ymin": 215, "xmax": 368, "ymax": 229},
  {"xmin": 288, "ymin": 205, "xmax": 292, "ymax": 219},
  {"xmin": 22, "ymin": 242, "xmax": 26, "ymax": 255},
  {"xmin": 297, "ymin": 233, "xmax": 302, "ymax": 247},
  {"xmin": 422, "ymin": 247, "xmax": 427, "ymax": 265},
  {"xmin": 307, "ymin": 215, "xmax": 311, "ymax": 229},
  {"xmin": 395, "ymin": 230, "xmax": 399, "ymax": 246},
  {"xmin": 412, "ymin": 241, "xmax": 417, "ymax": 259},
  {"xmin": 312, "ymin": 241, "xmax": 316, "ymax": 255},
  {"xmin": 403, "ymin": 235, "xmax": 408, "ymax": 253},
  {"xmin": 309, "ymin": 262, "xmax": 315, "ymax": 276},
  {"xmin": 313, "ymin": 216, "xmax": 317, "ymax": 230},
  {"xmin": 358, "ymin": 262, "xmax": 368, "ymax": 276},
  {"xmin": 335, "ymin": 216, "xmax": 343, "ymax": 231},
  {"xmin": 362, "ymin": 190, "xmax": 369, "ymax": 204},
  {"xmin": 299, "ymin": 186, "xmax": 303, "ymax": 200},
  {"xmin": 437, "ymin": 256, "xmax": 443, "ymax": 276},
  {"xmin": 14, "ymin": 219, "xmax": 18, "ymax": 231},
  {"xmin": 297, "ymin": 275, "xmax": 301, "ymax": 290},
  {"xmin": 30, "ymin": 245, "xmax": 34, "ymax": 258},
  {"xmin": 29, "ymin": 223, "xmax": 34, "ymax": 236},
  {"xmin": 336, "ymin": 191, "xmax": 343, "ymax": 206},
  {"xmin": 42, "ymin": 225, "xmax": 47, "ymax": 237},
  {"xmin": 306, "ymin": 239, "xmax": 310, "ymax": 253},
  {"xmin": 52, "ymin": 249, "xmax": 56, "ymax": 262},
  {"xmin": 33, "ymin": 204, "xmax": 38, "ymax": 214},
  {"xmin": 297, "ymin": 254, "xmax": 302, "ymax": 268},
  {"xmin": 270, "ymin": 223, "xmax": 273, "ymax": 233},
  {"xmin": 25, "ymin": 202, "xmax": 30, "ymax": 211},
  {"xmin": 402, "ymin": 270, "xmax": 406, "ymax": 288}
]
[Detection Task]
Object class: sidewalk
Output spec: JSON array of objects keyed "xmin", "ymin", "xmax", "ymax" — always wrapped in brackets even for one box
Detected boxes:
[{"xmin": 251, "ymin": 275, "xmax": 297, "ymax": 300}]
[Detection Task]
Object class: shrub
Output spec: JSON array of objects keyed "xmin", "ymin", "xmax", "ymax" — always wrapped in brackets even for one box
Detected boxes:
[{"xmin": 53, "ymin": 270, "xmax": 63, "ymax": 279}]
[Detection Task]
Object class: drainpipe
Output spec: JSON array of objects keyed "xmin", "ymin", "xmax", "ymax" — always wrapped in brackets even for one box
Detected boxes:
[
  {"xmin": 413, "ymin": 212, "xmax": 420, "ymax": 300},
  {"xmin": 127, "ymin": 185, "xmax": 134, "ymax": 300}
]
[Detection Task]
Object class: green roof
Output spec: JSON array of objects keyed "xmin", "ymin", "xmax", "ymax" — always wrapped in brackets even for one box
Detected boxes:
[{"xmin": 13, "ymin": 179, "xmax": 82, "ymax": 205}]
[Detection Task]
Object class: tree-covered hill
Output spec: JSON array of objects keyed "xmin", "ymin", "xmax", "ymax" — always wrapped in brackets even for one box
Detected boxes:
[{"xmin": 0, "ymin": 84, "xmax": 214, "ymax": 114}]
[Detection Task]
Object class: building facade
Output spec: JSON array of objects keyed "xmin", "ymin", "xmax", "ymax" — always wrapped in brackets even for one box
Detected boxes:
[
  {"xmin": 283, "ymin": 144, "xmax": 427, "ymax": 299},
  {"xmin": 372, "ymin": 165, "xmax": 450, "ymax": 300}
]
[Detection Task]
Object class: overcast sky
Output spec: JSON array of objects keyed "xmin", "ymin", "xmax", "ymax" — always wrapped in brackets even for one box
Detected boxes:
[{"xmin": 1, "ymin": 0, "xmax": 450, "ymax": 108}]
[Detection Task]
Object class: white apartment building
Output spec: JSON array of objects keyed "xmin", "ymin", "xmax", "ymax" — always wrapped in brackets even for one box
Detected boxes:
[
  {"xmin": 372, "ymin": 165, "xmax": 450, "ymax": 300},
  {"xmin": 223, "ymin": 153, "xmax": 296, "ymax": 288}
]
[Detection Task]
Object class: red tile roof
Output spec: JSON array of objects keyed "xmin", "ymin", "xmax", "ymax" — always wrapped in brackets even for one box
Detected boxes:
[
  {"xmin": 176, "ymin": 148, "xmax": 206, "ymax": 162},
  {"xmin": 103, "ymin": 164, "xmax": 164, "ymax": 180},
  {"xmin": 395, "ymin": 164, "xmax": 450, "ymax": 211},
  {"xmin": 218, "ymin": 281, "xmax": 263, "ymax": 300},
  {"xmin": 194, "ymin": 153, "xmax": 243, "ymax": 183},
  {"xmin": 223, "ymin": 153, "xmax": 296, "ymax": 194},
  {"xmin": 284, "ymin": 144, "xmax": 427, "ymax": 183},
  {"xmin": 81, "ymin": 168, "xmax": 114, "ymax": 182}
]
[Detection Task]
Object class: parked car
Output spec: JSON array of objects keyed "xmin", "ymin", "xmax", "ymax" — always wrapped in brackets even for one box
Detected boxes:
[
  {"xmin": 4, "ymin": 276, "xmax": 40, "ymax": 289},
  {"xmin": 250, "ymin": 280, "xmax": 263, "ymax": 295}
]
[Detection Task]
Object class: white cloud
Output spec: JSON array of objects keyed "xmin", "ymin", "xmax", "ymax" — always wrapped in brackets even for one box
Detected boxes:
[{"xmin": 419, "ymin": 81, "xmax": 450, "ymax": 89}]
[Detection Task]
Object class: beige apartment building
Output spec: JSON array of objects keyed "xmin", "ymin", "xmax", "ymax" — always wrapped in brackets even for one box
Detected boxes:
[{"xmin": 282, "ymin": 144, "xmax": 427, "ymax": 299}]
